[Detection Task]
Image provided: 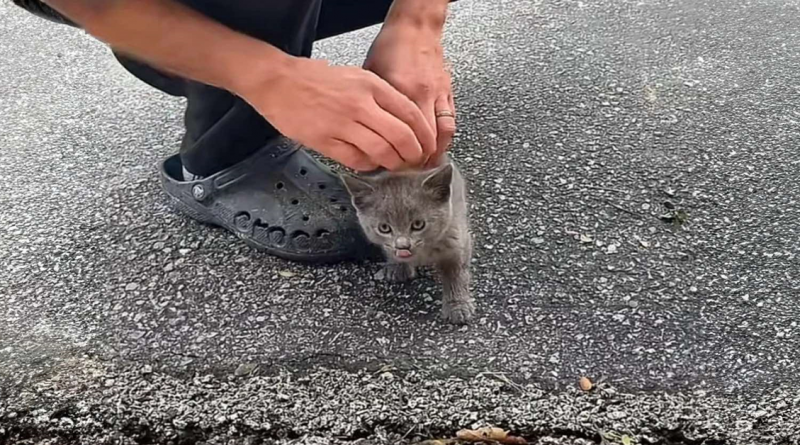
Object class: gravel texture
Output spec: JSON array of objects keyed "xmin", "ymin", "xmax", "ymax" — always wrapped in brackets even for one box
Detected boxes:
[
  {"xmin": 1, "ymin": 0, "xmax": 799, "ymax": 443},
  {"xmin": 2, "ymin": 363, "xmax": 799, "ymax": 444}
]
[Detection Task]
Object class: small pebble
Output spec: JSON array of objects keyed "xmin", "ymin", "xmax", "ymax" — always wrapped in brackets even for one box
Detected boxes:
[{"xmin": 235, "ymin": 363, "xmax": 257, "ymax": 377}]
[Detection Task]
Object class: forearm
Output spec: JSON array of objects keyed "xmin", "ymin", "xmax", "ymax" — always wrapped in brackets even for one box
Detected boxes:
[
  {"xmin": 386, "ymin": 0, "xmax": 450, "ymax": 32},
  {"xmin": 42, "ymin": 0, "xmax": 290, "ymax": 95}
]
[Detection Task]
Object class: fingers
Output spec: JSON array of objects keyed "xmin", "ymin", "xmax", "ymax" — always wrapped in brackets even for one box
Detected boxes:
[
  {"xmin": 325, "ymin": 139, "xmax": 379, "ymax": 172},
  {"xmin": 420, "ymin": 99, "xmax": 437, "ymax": 167},
  {"xmin": 434, "ymin": 94, "xmax": 456, "ymax": 158},
  {"xmin": 421, "ymin": 98, "xmax": 437, "ymax": 138},
  {"xmin": 347, "ymin": 122, "xmax": 406, "ymax": 171},
  {"xmin": 370, "ymin": 75, "xmax": 437, "ymax": 160},
  {"xmin": 357, "ymin": 104, "xmax": 426, "ymax": 169}
]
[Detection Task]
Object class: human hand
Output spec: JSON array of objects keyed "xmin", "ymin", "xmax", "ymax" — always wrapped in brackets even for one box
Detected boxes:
[
  {"xmin": 237, "ymin": 57, "xmax": 436, "ymax": 172},
  {"xmin": 363, "ymin": 19, "xmax": 455, "ymax": 167}
]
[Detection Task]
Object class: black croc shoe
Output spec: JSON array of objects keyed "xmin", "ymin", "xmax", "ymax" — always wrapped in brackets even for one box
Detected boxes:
[{"xmin": 159, "ymin": 137, "xmax": 378, "ymax": 263}]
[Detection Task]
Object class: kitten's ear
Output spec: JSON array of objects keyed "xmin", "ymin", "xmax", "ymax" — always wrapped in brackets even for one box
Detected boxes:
[
  {"xmin": 341, "ymin": 174, "xmax": 375, "ymax": 210},
  {"xmin": 421, "ymin": 163, "xmax": 453, "ymax": 203}
]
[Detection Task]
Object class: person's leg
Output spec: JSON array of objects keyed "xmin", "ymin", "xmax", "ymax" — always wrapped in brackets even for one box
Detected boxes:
[
  {"xmin": 163, "ymin": 0, "xmax": 324, "ymax": 177},
  {"xmin": 316, "ymin": 0, "xmax": 393, "ymax": 41}
]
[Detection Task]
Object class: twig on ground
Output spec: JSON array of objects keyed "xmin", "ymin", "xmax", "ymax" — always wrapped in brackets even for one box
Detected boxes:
[{"xmin": 604, "ymin": 199, "xmax": 641, "ymax": 217}]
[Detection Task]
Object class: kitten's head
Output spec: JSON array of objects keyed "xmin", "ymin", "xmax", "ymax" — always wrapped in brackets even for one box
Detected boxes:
[{"xmin": 342, "ymin": 164, "xmax": 454, "ymax": 262}]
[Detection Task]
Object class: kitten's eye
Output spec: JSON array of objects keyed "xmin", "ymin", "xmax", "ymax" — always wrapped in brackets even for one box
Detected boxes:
[
  {"xmin": 411, "ymin": 220, "xmax": 426, "ymax": 231},
  {"xmin": 378, "ymin": 223, "xmax": 392, "ymax": 234}
]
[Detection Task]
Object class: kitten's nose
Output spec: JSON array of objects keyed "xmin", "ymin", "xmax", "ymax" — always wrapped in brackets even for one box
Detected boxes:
[{"xmin": 394, "ymin": 236, "xmax": 412, "ymax": 250}]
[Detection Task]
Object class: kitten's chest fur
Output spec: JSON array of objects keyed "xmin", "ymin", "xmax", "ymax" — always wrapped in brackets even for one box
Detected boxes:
[{"xmin": 412, "ymin": 230, "xmax": 465, "ymax": 266}]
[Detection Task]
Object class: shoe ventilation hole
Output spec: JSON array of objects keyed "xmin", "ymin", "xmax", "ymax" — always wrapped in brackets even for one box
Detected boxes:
[
  {"xmin": 291, "ymin": 199, "xmax": 299, "ymax": 205},
  {"xmin": 299, "ymin": 168, "xmax": 307, "ymax": 176},
  {"xmin": 276, "ymin": 182, "xmax": 284, "ymax": 190}
]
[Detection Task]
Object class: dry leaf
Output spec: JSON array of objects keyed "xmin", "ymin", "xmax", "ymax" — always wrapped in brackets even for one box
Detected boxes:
[
  {"xmin": 278, "ymin": 271, "xmax": 296, "ymax": 278},
  {"xmin": 457, "ymin": 427, "xmax": 508, "ymax": 441},
  {"xmin": 580, "ymin": 234, "xmax": 593, "ymax": 243},
  {"xmin": 622, "ymin": 435, "xmax": 632, "ymax": 445},
  {"xmin": 456, "ymin": 427, "xmax": 527, "ymax": 444},
  {"xmin": 579, "ymin": 376, "xmax": 593, "ymax": 391}
]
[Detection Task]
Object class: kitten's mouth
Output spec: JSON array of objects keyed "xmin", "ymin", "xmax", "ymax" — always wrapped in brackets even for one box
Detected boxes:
[{"xmin": 394, "ymin": 249, "xmax": 414, "ymax": 259}]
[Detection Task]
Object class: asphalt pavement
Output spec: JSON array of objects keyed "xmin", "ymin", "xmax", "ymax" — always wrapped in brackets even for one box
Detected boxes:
[{"xmin": 1, "ymin": 0, "xmax": 799, "ymax": 443}]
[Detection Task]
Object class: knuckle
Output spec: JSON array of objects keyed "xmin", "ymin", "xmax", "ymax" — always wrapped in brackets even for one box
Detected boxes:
[
  {"xmin": 411, "ymin": 83, "xmax": 432, "ymax": 99},
  {"xmin": 361, "ymin": 104, "xmax": 379, "ymax": 120},
  {"xmin": 363, "ymin": 71, "xmax": 384, "ymax": 88},
  {"xmin": 350, "ymin": 101, "xmax": 371, "ymax": 119},
  {"xmin": 351, "ymin": 104, "xmax": 367, "ymax": 121},
  {"xmin": 402, "ymin": 101, "xmax": 420, "ymax": 119},
  {"xmin": 345, "ymin": 66, "xmax": 363, "ymax": 76}
]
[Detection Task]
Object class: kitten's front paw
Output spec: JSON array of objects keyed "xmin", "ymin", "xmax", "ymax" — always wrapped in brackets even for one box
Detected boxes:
[
  {"xmin": 442, "ymin": 299, "xmax": 476, "ymax": 325},
  {"xmin": 380, "ymin": 263, "xmax": 417, "ymax": 283}
]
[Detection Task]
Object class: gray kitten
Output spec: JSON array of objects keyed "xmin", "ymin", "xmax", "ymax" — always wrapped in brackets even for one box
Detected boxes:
[{"xmin": 342, "ymin": 157, "xmax": 475, "ymax": 324}]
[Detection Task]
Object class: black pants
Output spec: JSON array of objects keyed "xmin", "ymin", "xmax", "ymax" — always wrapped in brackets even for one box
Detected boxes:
[{"xmin": 116, "ymin": 0, "xmax": 395, "ymax": 176}]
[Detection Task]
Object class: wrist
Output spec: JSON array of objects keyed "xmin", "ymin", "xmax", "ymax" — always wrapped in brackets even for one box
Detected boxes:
[
  {"xmin": 226, "ymin": 42, "xmax": 295, "ymax": 99},
  {"xmin": 385, "ymin": 0, "xmax": 449, "ymax": 33}
]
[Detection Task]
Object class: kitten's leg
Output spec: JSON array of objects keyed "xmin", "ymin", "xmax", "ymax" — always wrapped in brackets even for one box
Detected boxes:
[
  {"xmin": 382, "ymin": 262, "xmax": 417, "ymax": 283},
  {"xmin": 437, "ymin": 259, "xmax": 474, "ymax": 324}
]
